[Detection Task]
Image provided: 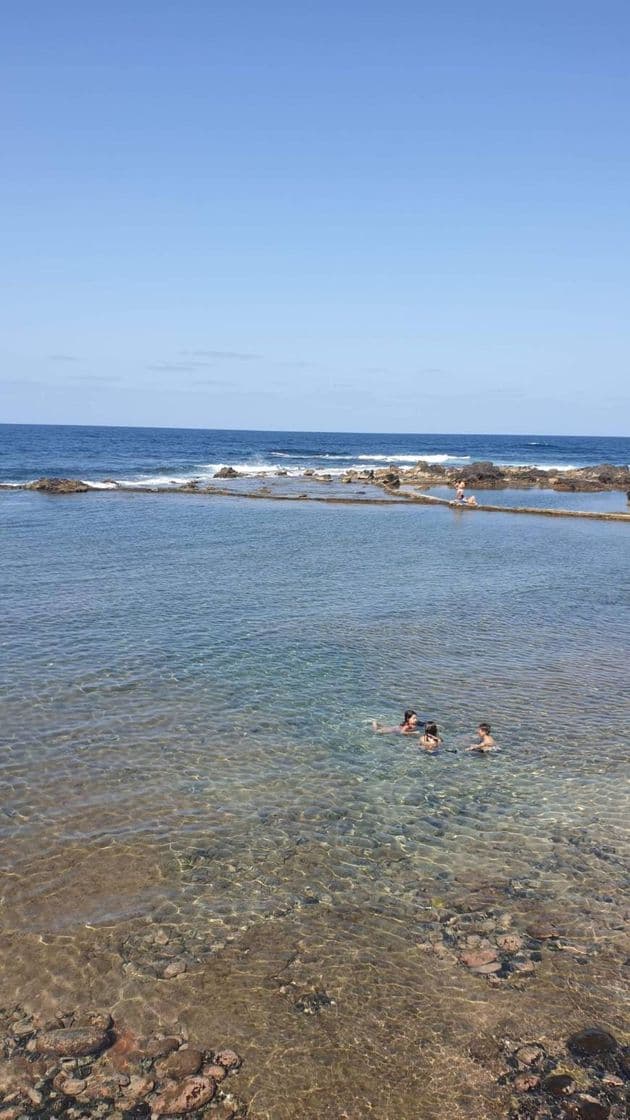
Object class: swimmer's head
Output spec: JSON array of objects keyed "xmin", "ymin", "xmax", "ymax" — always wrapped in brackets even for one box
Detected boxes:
[
  {"xmin": 425, "ymin": 722, "xmax": 439, "ymax": 737},
  {"xmin": 402, "ymin": 709, "xmax": 418, "ymax": 727},
  {"xmin": 478, "ymin": 722, "xmax": 491, "ymax": 734}
]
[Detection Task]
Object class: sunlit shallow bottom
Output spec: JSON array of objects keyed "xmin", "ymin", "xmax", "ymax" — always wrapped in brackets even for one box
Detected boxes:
[{"xmin": 1, "ymin": 492, "xmax": 628, "ymax": 1118}]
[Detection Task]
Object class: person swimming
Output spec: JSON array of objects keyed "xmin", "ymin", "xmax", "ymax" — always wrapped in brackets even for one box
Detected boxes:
[
  {"xmin": 419, "ymin": 721, "xmax": 442, "ymax": 749},
  {"xmin": 372, "ymin": 709, "xmax": 421, "ymax": 735},
  {"xmin": 466, "ymin": 722, "xmax": 499, "ymax": 752}
]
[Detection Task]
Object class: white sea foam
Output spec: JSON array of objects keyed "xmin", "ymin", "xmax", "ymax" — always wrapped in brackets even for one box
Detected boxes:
[
  {"xmin": 531, "ymin": 463, "xmax": 577, "ymax": 471},
  {"xmin": 52, "ymin": 456, "xmax": 584, "ymax": 491},
  {"xmin": 356, "ymin": 453, "xmax": 470, "ymax": 464},
  {"xmin": 270, "ymin": 451, "xmax": 350, "ymax": 460}
]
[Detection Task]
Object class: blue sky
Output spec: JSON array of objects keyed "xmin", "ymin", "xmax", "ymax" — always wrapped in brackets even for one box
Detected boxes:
[{"xmin": 1, "ymin": 1, "xmax": 629, "ymax": 433}]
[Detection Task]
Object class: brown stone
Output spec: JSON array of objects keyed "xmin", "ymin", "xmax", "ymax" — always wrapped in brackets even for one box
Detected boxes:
[
  {"xmin": 122, "ymin": 1075, "xmax": 155, "ymax": 1103},
  {"xmin": 151, "ymin": 1074, "xmax": 216, "ymax": 1115},
  {"xmin": 105, "ymin": 1025, "xmax": 143, "ymax": 1072},
  {"xmin": 496, "ymin": 934, "xmax": 523, "ymax": 952},
  {"xmin": 33, "ymin": 1026, "xmax": 111, "ymax": 1057},
  {"xmin": 512, "ymin": 958, "xmax": 536, "ymax": 974},
  {"xmin": 214, "ymin": 1048, "xmax": 242, "ymax": 1071},
  {"xmin": 77, "ymin": 1010, "xmax": 113, "ymax": 1032},
  {"xmin": 80, "ymin": 1072, "xmax": 121, "ymax": 1100},
  {"xmin": 460, "ymin": 948, "xmax": 498, "ymax": 969},
  {"xmin": 53, "ymin": 1073, "xmax": 87, "ymax": 1096},
  {"xmin": 139, "ymin": 1035, "xmax": 181, "ymax": 1059},
  {"xmin": 515, "ymin": 1044, "xmax": 545, "ymax": 1067},
  {"xmin": 163, "ymin": 959, "xmax": 188, "ymax": 979},
  {"xmin": 155, "ymin": 1048, "xmax": 203, "ymax": 1080},
  {"xmin": 467, "ymin": 1036, "xmax": 501, "ymax": 1065},
  {"xmin": 203, "ymin": 1063, "xmax": 227, "ymax": 1083},
  {"xmin": 563, "ymin": 1099, "xmax": 610, "ymax": 1120},
  {"xmin": 514, "ymin": 1073, "xmax": 540, "ymax": 1092},
  {"xmin": 526, "ymin": 922, "xmax": 559, "ymax": 940},
  {"xmin": 567, "ymin": 1027, "xmax": 618, "ymax": 1057}
]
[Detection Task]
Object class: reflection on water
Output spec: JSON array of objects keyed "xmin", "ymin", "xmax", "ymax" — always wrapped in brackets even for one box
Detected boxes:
[{"xmin": 0, "ymin": 492, "xmax": 628, "ymax": 1118}]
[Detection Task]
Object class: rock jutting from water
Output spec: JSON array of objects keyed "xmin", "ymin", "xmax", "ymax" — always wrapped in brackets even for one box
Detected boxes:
[
  {"xmin": 24, "ymin": 477, "xmax": 91, "ymax": 493},
  {"xmin": 4, "ymin": 460, "xmax": 630, "ymax": 496},
  {"xmin": 354, "ymin": 460, "xmax": 630, "ymax": 492}
]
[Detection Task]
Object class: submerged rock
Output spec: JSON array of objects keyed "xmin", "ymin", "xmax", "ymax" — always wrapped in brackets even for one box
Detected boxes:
[
  {"xmin": 155, "ymin": 1047, "xmax": 203, "ymax": 1080},
  {"xmin": 563, "ymin": 1098, "xmax": 611, "ymax": 1120},
  {"xmin": 460, "ymin": 948, "xmax": 498, "ymax": 969},
  {"xmin": 567, "ymin": 1027, "xmax": 618, "ymax": 1057},
  {"xmin": 33, "ymin": 1025, "xmax": 111, "ymax": 1057},
  {"xmin": 151, "ymin": 1074, "xmax": 216, "ymax": 1115},
  {"xmin": 162, "ymin": 959, "xmax": 188, "ymax": 979},
  {"xmin": 214, "ymin": 1049, "xmax": 242, "ymax": 1071},
  {"xmin": 140, "ymin": 1035, "xmax": 180, "ymax": 1059},
  {"xmin": 542, "ymin": 1072, "xmax": 575, "ymax": 1097},
  {"xmin": 515, "ymin": 1044, "xmax": 546, "ymax": 1068}
]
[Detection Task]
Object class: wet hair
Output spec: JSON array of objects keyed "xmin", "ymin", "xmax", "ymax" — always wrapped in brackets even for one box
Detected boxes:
[
  {"xmin": 425, "ymin": 722, "xmax": 439, "ymax": 738},
  {"xmin": 402, "ymin": 709, "xmax": 417, "ymax": 726},
  {"xmin": 478, "ymin": 722, "xmax": 491, "ymax": 733}
]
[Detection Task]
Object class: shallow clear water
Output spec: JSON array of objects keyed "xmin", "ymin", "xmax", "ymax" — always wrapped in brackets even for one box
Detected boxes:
[
  {"xmin": 1, "ymin": 489, "xmax": 628, "ymax": 1117},
  {"xmin": 421, "ymin": 484, "xmax": 630, "ymax": 513}
]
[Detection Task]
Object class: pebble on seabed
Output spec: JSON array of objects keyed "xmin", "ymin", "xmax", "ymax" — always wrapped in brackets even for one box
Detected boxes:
[
  {"xmin": 505, "ymin": 1024, "xmax": 625, "ymax": 1120},
  {"xmin": 0, "ymin": 1006, "xmax": 245, "ymax": 1119}
]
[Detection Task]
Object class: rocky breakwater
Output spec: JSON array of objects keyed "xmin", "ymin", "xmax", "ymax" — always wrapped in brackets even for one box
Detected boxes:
[
  {"xmin": 0, "ymin": 1006, "xmax": 245, "ymax": 1119},
  {"xmin": 371, "ymin": 460, "xmax": 630, "ymax": 492},
  {"xmin": 24, "ymin": 478, "xmax": 91, "ymax": 494}
]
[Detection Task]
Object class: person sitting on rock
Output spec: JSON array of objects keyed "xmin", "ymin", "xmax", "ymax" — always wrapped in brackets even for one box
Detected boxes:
[
  {"xmin": 466, "ymin": 723, "xmax": 499, "ymax": 752},
  {"xmin": 466, "ymin": 495, "xmax": 478, "ymax": 506},
  {"xmin": 372, "ymin": 709, "xmax": 421, "ymax": 735},
  {"xmin": 419, "ymin": 721, "xmax": 442, "ymax": 750}
]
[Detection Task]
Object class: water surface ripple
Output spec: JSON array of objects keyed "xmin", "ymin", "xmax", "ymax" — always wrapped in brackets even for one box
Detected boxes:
[{"xmin": 0, "ymin": 491, "xmax": 628, "ymax": 1118}]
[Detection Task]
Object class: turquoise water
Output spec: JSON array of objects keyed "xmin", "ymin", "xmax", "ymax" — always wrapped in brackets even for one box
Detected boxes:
[{"xmin": 1, "ymin": 489, "xmax": 628, "ymax": 1118}]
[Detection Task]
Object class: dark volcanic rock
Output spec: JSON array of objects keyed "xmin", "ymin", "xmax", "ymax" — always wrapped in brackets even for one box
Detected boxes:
[
  {"xmin": 567, "ymin": 1027, "xmax": 618, "ymax": 1058},
  {"xmin": 563, "ymin": 1099, "xmax": 610, "ymax": 1120},
  {"xmin": 213, "ymin": 466, "xmax": 240, "ymax": 478},
  {"xmin": 542, "ymin": 1072, "xmax": 575, "ymax": 1097},
  {"xmin": 27, "ymin": 477, "xmax": 90, "ymax": 493},
  {"xmin": 461, "ymin": 461, "xmax": 504, "ymax": 484}
]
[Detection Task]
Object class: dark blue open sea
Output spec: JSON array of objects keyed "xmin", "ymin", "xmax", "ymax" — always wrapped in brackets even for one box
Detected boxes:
[
  {"xmin": 1, "ymin": 424, "xmax": 629, "ymax": 486},
  {"xmin": 0, "ymin": 425, "xmax": 628, "ymax": 1119}
]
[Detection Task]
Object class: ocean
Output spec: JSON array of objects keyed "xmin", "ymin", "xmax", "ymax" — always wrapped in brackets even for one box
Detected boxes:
[
  {"xmin": 0, "ymin": 424, "xmax": 628, "ymax": 1119},
  {"xmin": 1, "ymin": 423, "xmax": 629, "ymax": 487}
]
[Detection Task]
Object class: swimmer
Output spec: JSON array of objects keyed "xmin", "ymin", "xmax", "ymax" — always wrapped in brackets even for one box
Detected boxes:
[
  {"xmin": 372, "ymin": 709, "xmax": 420, "ymax": 735},
  {"xmin": 419, "ymin": 721, "xmax": 442, "ymax": 750},
  {"xmin": 466, "ymin": 722, "xmax": 499, "ymax": 752}
]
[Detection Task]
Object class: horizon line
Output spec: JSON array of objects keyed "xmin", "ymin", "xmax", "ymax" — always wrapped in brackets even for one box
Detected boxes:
[{"xmin": 1, "ymin": 421, "xmax": 628, "ymax": 440}]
